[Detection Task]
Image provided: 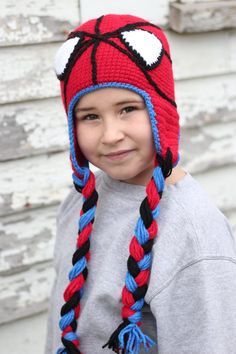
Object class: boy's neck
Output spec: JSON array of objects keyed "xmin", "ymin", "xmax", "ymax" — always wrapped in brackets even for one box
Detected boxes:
[{"xmin": 165, "ymin": 166, "xmax": 187, "ymax": 186}]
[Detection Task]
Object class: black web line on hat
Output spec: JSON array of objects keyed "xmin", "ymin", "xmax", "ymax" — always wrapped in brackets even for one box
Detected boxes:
[
  {"xmin": 63, "ymin": 17, "xmax": 177, "ymax": 109},
  {"xmin": 69, "ymin": 21, "xmax": 172, "ymax": 65}
]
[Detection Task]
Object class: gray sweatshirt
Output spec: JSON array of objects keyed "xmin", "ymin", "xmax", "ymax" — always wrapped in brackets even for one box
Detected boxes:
[{"xmin": 45, "ymin": 170, "xmax": 236, "ymax": 354}]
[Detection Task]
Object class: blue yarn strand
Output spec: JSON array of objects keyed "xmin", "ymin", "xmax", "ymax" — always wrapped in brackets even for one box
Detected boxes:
[
  {"xmin": 69, "ymin": 256, "xmax": 87, "ymax": 281},
  {"xmin": 118, "ymin": 323, "xmax": 156, "ymax": 354},
  {"xmin": 137, "ymin": 254, "xmax": 151, "ymax": 270},
  {"xmin": 135, "ymin": 218, "xmax": 149, "ymax": 245},
  {"xmin": 79, "ymin": 206, "xmax": 96, "ymax": 230},
  {"xmin": 125, "ymin": 272, "xmax": 138, "ymax": 293},
  {"xmin": 59, "ymin": 309, "xmax": 75, "ymax": 331},
  {"xmin": 131, "ymin": 298, "xmax": 144, "ymax": 311},
  {"xmin": 56, "ymin": 347, "xmax": 67, "ymax": 354},
  {"xmin": 152, "ymin": 204, "xmax": 160, "ymax": 219},
  {"xmin": 153, "ymin": 166, "xmax": 165, "ymax": 192},
  {"xmin": 64, "ymin": 332, "xmax": 79, "ymax": 341},
  {"xmin": 128, "ymin": 311, "xmax": 142, "ymax": 323}
]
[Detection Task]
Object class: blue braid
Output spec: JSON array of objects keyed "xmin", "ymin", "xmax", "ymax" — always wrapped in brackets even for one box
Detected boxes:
[
  {"xmin": 115, "ymin": 166, "xmax": 165, "ymax": 352},
  {"xmin": 57, "ymin": 181, "xmax": 96, "ymax": 353}
]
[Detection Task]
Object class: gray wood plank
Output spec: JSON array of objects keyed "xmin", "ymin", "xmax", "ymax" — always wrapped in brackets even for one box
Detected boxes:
[
  {"xmin": 0, "ymin": 0, "xmax": 80, "ymax": 46},
  {"xmin": 170, "ymin": 1, "xmax": 236, "ymax": 33},
  {"xmin": 0, "ymin": 98, "xmax": 68, "ymax": 161},
  {"xmin": 0, "ymin": 205, "xmax": 59, "ymax": 275},
  {"xmin": 0, "ymin": 152, "xmax": 72, "ymax": 217},
  {"xmin": 0, "ymin": 261, "xmax": 55, "ymax": 325},
  {"xmin": 180, "ymin": 120, "xmax": 236, "ymax": 174}
]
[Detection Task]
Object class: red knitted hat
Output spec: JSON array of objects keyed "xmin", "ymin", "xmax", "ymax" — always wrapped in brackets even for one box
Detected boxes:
[
  {"xmin": 54, "ymin": 14, "xmax": 180, "ymax": 354},
  {"xmin": 54, "ymin": 14, "xmax": 180, "ymax": 177}
]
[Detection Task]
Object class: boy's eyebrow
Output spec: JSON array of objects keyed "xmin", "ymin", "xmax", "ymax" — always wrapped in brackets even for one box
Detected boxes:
[{"xmin": 74, "ymin": 99, "xmax": 144, "ymax": 113}]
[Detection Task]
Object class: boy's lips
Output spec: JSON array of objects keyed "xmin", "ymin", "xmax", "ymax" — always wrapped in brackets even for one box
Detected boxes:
[
  {"xmin": 103, "ymin": 149, "xmax": 135, "ymax": 161},
  {"xmin": 104, "ymin": 149, "xmax": 134, "ymax": 157}
]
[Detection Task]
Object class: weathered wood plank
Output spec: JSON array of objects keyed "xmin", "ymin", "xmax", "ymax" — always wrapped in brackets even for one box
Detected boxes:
[
  {"xmin": 180, "ymin": 120, "xmax": 236, "ymax": 174},
  {"xmin": 167, "ymin": 28, "xmax": 236, "ymax": 80},
  {"xmin": 0, "ymin": 262, "xmax": 55, "ymax": 325},
  {"xmin": 188, "ymin": 164, "xmax": 236, "ymax": 212},
  {"xmin": 0, "ymin": 206, "xmax": 59, "ymax": 274},
  {"xmin": 169, "ymin": 1, "xmax": 236, "ymax": 33},
  {"xmin": 0, "ymin": 0, "xmax": 80, "ymax": 46},
  {"xmin": 1, "ymin": 30, "xmax": 236, "ymax": 104},
  {"xmin": 0, "ymin": 152, "xmax": 71, "ymax": 217},
  {"xmin": 176, "ymin": 73, "xmax": 236, "ymax": 127},
  {"xmin": 0, "ymin": 311, "xmax": 48, "ymax": 354},
  {"xmin": 80, "ymin": 0, "xmax": 169, "ymax": 27},
  {"xmin": 0, "ymin": 43, "xmax": 60, "ymax": 104},
  {"xmin": 177, "ymin": 1, "xmax": 219, "ymax": 3},
  {"xmin": 0, "ymin": 98, "xmax": 68, "ymax": 161}
]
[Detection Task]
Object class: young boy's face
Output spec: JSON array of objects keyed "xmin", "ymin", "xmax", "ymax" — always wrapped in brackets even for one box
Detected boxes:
[{"xmin": 74, "ymin": 87, "xmax": 155, "ymax": 185}]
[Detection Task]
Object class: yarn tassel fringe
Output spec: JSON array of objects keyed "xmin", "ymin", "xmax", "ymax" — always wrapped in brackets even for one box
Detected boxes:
[{"xmin": 103, "ymin": 322, "xmax": 156, "ymax": 354}]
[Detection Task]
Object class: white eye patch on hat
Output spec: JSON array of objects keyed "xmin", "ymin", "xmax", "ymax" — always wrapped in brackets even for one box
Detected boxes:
[
  {"xmin": 54, "ymin": 29, "xmax": 164, "ymax": 80},
  {"xmin": 54, "ymin": 37, "xmax": 81, "ymax": 79},
  {"xmin": 120, "ymin": 29, "xmax": 163, "ymax": 69}
]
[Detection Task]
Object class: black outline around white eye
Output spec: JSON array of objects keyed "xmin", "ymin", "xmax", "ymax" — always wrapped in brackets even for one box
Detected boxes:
[
  {"xmin": 54, "ymin": 37, "xmax": 80, "ymax": 78},
  {"xmin": 120, "ymin": 29, "xmax": 163, "ymax": 69}
]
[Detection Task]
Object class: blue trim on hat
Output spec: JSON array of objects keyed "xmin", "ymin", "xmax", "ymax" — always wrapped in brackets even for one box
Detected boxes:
[{"xmin": 67, "ymin": 82, "xmax": 162, "ymax": 180}]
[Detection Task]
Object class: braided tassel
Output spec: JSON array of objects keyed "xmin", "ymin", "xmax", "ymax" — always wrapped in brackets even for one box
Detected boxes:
[
  {"xmin": 103, "ymin": 149, "xmax": 172, "ymax": 354},
  {"xmin": 57, "ymin": 170, "xmax": 98, "ymax": 354}
]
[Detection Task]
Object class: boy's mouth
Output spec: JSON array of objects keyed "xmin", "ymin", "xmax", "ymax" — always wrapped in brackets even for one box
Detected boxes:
[
  {"xmin": 105, "ymin": 149, "xmax": 134, "ymax": 157},
  {"xmin": 103, "ymin": 149, "xmax": 134, "ymax": 161}
]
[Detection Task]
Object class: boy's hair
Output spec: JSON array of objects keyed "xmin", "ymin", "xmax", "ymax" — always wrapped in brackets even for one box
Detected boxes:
[{"xmin": 54, "ymin": 14, "xmax": 180, "ymax": 354}]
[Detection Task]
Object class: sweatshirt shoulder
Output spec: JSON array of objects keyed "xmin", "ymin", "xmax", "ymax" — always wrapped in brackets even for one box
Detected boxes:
[
  {"xmin": 169, "ymin": 174, "xmax": 236, "ymax": 258},
  {"xmin": 146, "ymin": 173, "xmax": 236, "ymax": 300}
]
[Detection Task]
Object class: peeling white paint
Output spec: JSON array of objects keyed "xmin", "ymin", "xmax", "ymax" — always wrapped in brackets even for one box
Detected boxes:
[
  {"xmin": 14, "ymin": 99, "xmax": 68, "ymax": 150},
  {"xmin": 181, "ymin": 120, "xmax": 236, "ymax": 174},
  {"xmin": 176, "ymin": 73, "xmax": 236, "ymax": 126},
  {"xmin": 0, "ymin": 207, "xmax": 57, "ymax": 272},
  {"xmin": 168, "ymin": 29, "xmax": 236, "ymax": 80},
  {"xmin": 0, "ymin": 0, "xmax": 79, "ymax": 22},
  {"xmin": 80, "ymin": 0, "xmax": 168, "ymax": 26},
  {"xmin": 0, "ymin": 43, "xmax": 60, "ymax": 104},
  {"xmin": 193, "ymin": 164, "xmax": 236, "ymax": 212},
  {"xmin": 0, "ymin": 152, "xmax": 71, "ymax": 214},
  {"xmin": 0, "ymin": 263, "xmax": 55, "ymax": 324}
]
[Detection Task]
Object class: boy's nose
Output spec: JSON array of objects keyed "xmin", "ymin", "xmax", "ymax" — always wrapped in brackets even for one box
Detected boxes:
[{"xmin": 100, "ymin": 120, "xmax": 125, "ymax": 144}]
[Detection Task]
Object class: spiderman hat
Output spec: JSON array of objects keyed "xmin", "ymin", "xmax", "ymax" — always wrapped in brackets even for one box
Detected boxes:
[{"xmin": 54, "ymin": 14, "xmax": 180, "ymax": 354}]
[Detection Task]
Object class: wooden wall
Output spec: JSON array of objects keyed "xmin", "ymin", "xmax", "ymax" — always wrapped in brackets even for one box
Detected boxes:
[{"xmin": 0, "ymin": 1, "xmax": 235, "ymax": 348}]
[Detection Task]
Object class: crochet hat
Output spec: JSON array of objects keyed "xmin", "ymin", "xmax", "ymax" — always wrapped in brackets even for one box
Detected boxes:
[{"xmin": 54, "ymin": 13, "xmax": 180, "ymax": 354}]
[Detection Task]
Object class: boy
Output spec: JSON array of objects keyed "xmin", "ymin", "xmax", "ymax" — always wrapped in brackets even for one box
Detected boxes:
[{"xmin": 45, "ymin": 14, "xmax": 236, "ymax": 354}]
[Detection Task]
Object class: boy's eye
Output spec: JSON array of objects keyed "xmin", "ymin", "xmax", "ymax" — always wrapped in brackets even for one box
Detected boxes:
[
  {"xmin": 121, "ymin": 106, "xmax": 137, "ymax": 114},
  {"xmin": 81, "ymin": 114, "xmax": 98, "ymax": 121}
]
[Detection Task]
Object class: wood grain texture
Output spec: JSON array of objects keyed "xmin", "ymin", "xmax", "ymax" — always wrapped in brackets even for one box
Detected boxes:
[
  {"xmin": 0, "ymin": 43, "xmax": 60, "ymax": 104},
  {"xmin": 180, "ymin": 120, "xmax": 236, "ymax": 174},
  {"xmin": 176, "ymin": 74, "xmax": 236, "ymax": 127},
  {"xmin": 0, "ymin": 206, "xmax": 58, "ymax": 274},
  {"xmin": 0, "ymin": 152, "xmax": 71, "ymax": 217},
  {"xmin": 0, "ymin": 0, "xmax": 80, "ymax": 46},
  {"xmin": 0, "ymin": 98, "xmax": 68, "ymax": 161},
  {"xmin": 170, "ymin": 1, "xmax": 236, "ymax": 33},
  {"xmin": 80, "ymin": 0, "xmax": 169, "ymax": 27},
  {"xmin": 0, "ymin": 261, "xmax": 55, "ymax": 325},
  {"xmin": 190, "ymin": 164, "xmax": 236, "ymax": 212}
]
